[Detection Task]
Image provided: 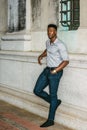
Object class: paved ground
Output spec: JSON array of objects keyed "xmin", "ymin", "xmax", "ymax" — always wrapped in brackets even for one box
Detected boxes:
[{"xmin": 0, "ymin": 100, "xmax": 73, "ymax": 130}]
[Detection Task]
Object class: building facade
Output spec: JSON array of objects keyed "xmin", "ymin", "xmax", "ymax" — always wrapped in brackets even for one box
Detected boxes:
[{"xmin": 0, "ymin": 0, "xmax": 87, "ymax": 130}]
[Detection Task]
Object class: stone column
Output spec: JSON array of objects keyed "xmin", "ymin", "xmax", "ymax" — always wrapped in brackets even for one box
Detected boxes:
[
  {"xmin": 8, "ymin": 0, "xmax": 19, "ymax": 32},
  {"xmin": 0, "ymin": 0, "xmax": 7, "ymax": 32},
  {"xmin": 0, "ymin": 0, "xmax": 7, "ymax": 50},
  {"xmin": 76, "ymin": 0, "xmax": 87, "ymax": 54},
  {"xmin": 1, "ymin": 0, "xmax": 31, "ymax": 51},
  {"xmin": 26, "ymin": 0, "xmax": 32, "ymax": 32}
]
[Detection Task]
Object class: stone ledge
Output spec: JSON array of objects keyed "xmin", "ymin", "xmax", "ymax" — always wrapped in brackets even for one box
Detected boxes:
[
  {"xmin": 1, "ymin": 34, "xmax": 32, "ymax": 51},
  {"xmin": 0, "ymin": 51, "xmax": 46, "ymax": 64},
  {"xmin": 0, "ymin": 51, "xmax": 87, "ymax": 68},
  {"xmin": 1, "ymin": 34, "xmax": 31, "ymax": 41}
]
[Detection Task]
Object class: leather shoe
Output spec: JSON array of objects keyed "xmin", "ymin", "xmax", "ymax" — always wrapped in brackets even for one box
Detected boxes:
[{"xmin": 40, "ymin": 120, "xmax": 54, "ymax": 127}]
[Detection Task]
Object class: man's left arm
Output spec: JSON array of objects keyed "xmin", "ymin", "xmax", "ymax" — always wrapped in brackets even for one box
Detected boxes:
[{"xmin": 51, "ymin": 60, "xmax": 69, "ymax": 74}]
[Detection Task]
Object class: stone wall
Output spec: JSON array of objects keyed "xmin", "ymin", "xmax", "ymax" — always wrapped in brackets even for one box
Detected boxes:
[
  {"xmin": 0, "ymin": 1, "xmax": 87, "ymax": 130},
  {"xmin": 31, "ymin": 0, "xmax": 59, "ymax": 51},
  {"xmin": 0, "ymin": 0, "xmax": 7, "ymax": 32},
  {"xmin": 31, "ymin": 0, "xmax": 59, "ymax": 31},
  {"xmin": 31, "ymin": 0, "xmax": 41, "ymax": 30},
  {"xmin": 0, "ymin": 0, "xmax": 7, "ymax": 49}
]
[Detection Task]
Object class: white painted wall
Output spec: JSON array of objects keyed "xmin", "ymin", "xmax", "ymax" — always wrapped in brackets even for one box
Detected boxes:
[{"xmin": 0, "ymin": 51, "xmax": 87, "ymax": 130}]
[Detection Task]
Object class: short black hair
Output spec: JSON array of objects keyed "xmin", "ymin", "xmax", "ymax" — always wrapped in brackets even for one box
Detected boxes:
[{"xmin": 48, "ymin": 24, "xmax": 57, "ymax": 31}]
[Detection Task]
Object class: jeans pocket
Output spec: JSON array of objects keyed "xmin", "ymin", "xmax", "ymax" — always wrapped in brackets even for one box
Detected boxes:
[{"xmin": 50, "ymin": 70, "xmax": 63, "ymax": 79}]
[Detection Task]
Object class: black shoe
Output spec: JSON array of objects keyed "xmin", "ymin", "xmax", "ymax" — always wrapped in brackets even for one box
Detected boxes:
[{"xmin": 40, "ymin": 120, "xmax": 54, "ymax": 127}]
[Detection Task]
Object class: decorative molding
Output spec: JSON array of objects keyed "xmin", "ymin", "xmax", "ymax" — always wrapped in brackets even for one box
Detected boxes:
[
  {"xmin": 0, "ymin": 51, "xmax": 45, "ymax": 64},
  {"xmin": 1, "ymin": 34, "xmax": 31, "ymax": 41},
  {"xmin": 1, "ymin": 33, "xmax": 31, "ymax": 51},
  {"xmin": 0, "ymin": 51, "xmax": 87, "ymax": 68},
  {"xmin": 69, "ymin": 54, "xmax": 87, "ymax": 69}
]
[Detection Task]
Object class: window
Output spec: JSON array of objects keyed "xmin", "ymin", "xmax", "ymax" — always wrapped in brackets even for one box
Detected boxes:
[{"xmin": 60, "ymin": 0, "xmax": 80, "ymax": 30}]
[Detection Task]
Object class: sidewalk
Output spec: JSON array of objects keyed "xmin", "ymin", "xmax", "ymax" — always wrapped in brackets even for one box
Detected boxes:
[{"xmin": 0, "ymin": 100, "xmax": 73, "ymax": 130}]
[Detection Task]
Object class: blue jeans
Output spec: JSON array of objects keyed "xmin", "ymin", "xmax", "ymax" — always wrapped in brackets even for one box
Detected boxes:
[{"xmin": 33, "ymin": 67, "xmax": 63, "ymax": 120}]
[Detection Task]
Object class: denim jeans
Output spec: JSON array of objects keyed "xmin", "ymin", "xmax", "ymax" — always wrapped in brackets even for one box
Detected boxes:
[{"xmin": 33, "ymin": 67, "xmax": 63, "ymax": 121}]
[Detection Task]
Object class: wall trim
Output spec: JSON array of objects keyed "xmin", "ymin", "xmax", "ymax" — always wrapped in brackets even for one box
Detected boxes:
[{"xmin": 0, "ymin": 51, "xmax": 87, "ymax": 69}]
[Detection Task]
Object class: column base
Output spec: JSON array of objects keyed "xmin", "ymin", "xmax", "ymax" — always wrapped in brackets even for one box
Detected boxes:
[{"xmin": 1, "ymin": 33, "xmax": 31, "ymax": 51}]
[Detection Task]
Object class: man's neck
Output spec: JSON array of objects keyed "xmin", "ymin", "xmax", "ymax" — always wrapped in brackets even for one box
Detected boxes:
[{"xmin": 50, "ymin": 36, "xmax": 57, "ymax": 43}]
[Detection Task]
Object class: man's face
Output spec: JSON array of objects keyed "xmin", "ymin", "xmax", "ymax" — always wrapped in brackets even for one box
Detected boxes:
[{"xmin": 47, "ymin": 27, "xmax": 57, "ymax": 39}]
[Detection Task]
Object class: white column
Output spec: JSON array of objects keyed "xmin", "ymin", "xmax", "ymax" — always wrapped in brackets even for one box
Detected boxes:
[
  {"xmin": 26, "ymin": 0, "xmax": 32, "ymax": 32},
  {"xmin": 13, "ymin": 0, "xmax": 19, "ymax": 31},
  {"xmin": 8, "ymin": 0, "xmax": 19, "ymax": 31},
  {"xmin": 1, "ymin": 0, "xmax": 32, "ymax": 51}
]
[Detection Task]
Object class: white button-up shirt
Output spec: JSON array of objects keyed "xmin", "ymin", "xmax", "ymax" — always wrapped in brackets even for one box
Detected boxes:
[{"xmin": 46, "ymin": 38, "xmax": 69, "ymax": 67}]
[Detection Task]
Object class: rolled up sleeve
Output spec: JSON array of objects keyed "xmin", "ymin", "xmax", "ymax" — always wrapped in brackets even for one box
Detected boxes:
[{"xmin": 59, "ymin": 43, "xmax": 69, "ymax": 61}]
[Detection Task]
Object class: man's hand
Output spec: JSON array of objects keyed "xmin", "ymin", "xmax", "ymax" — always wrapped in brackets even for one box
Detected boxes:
[
  {"xmin": 38, "ymin": 49, "xmax": 47, "ymax": 65},
  {"xmin": 38, "ymin": 55, "xmax": 43, "ymax": 65},
  {"xmin": 54, "ymin": 61, "xmax": 69, "ymax": 72},
  {"xmin": 50, "ymin": 69, "xmax": 57, "ymax": 74}
]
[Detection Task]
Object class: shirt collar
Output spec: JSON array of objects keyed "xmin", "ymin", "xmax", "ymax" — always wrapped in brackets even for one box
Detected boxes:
[
  {"xmin": 49, "ymin": 38, "xmax": 58, "ymax": 45},
  {"xmin": 53, "ymin": 38, "xmax": 58, "ymax": 44}
]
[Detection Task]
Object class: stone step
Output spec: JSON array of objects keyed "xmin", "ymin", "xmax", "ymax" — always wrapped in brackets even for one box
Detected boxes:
[{"xmin": 0, "ymin": 100, "xmax": 73, "ymax": 130}]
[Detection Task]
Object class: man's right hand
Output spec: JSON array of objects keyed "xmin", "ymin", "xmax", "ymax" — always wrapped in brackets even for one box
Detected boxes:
[
  {"xmin": 38, "ymin": 49, "xmax": 47, "ymax": 65},
  {"xmin": 38, "ymin": 55, "xmax": 43, "ymax": 65}
]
